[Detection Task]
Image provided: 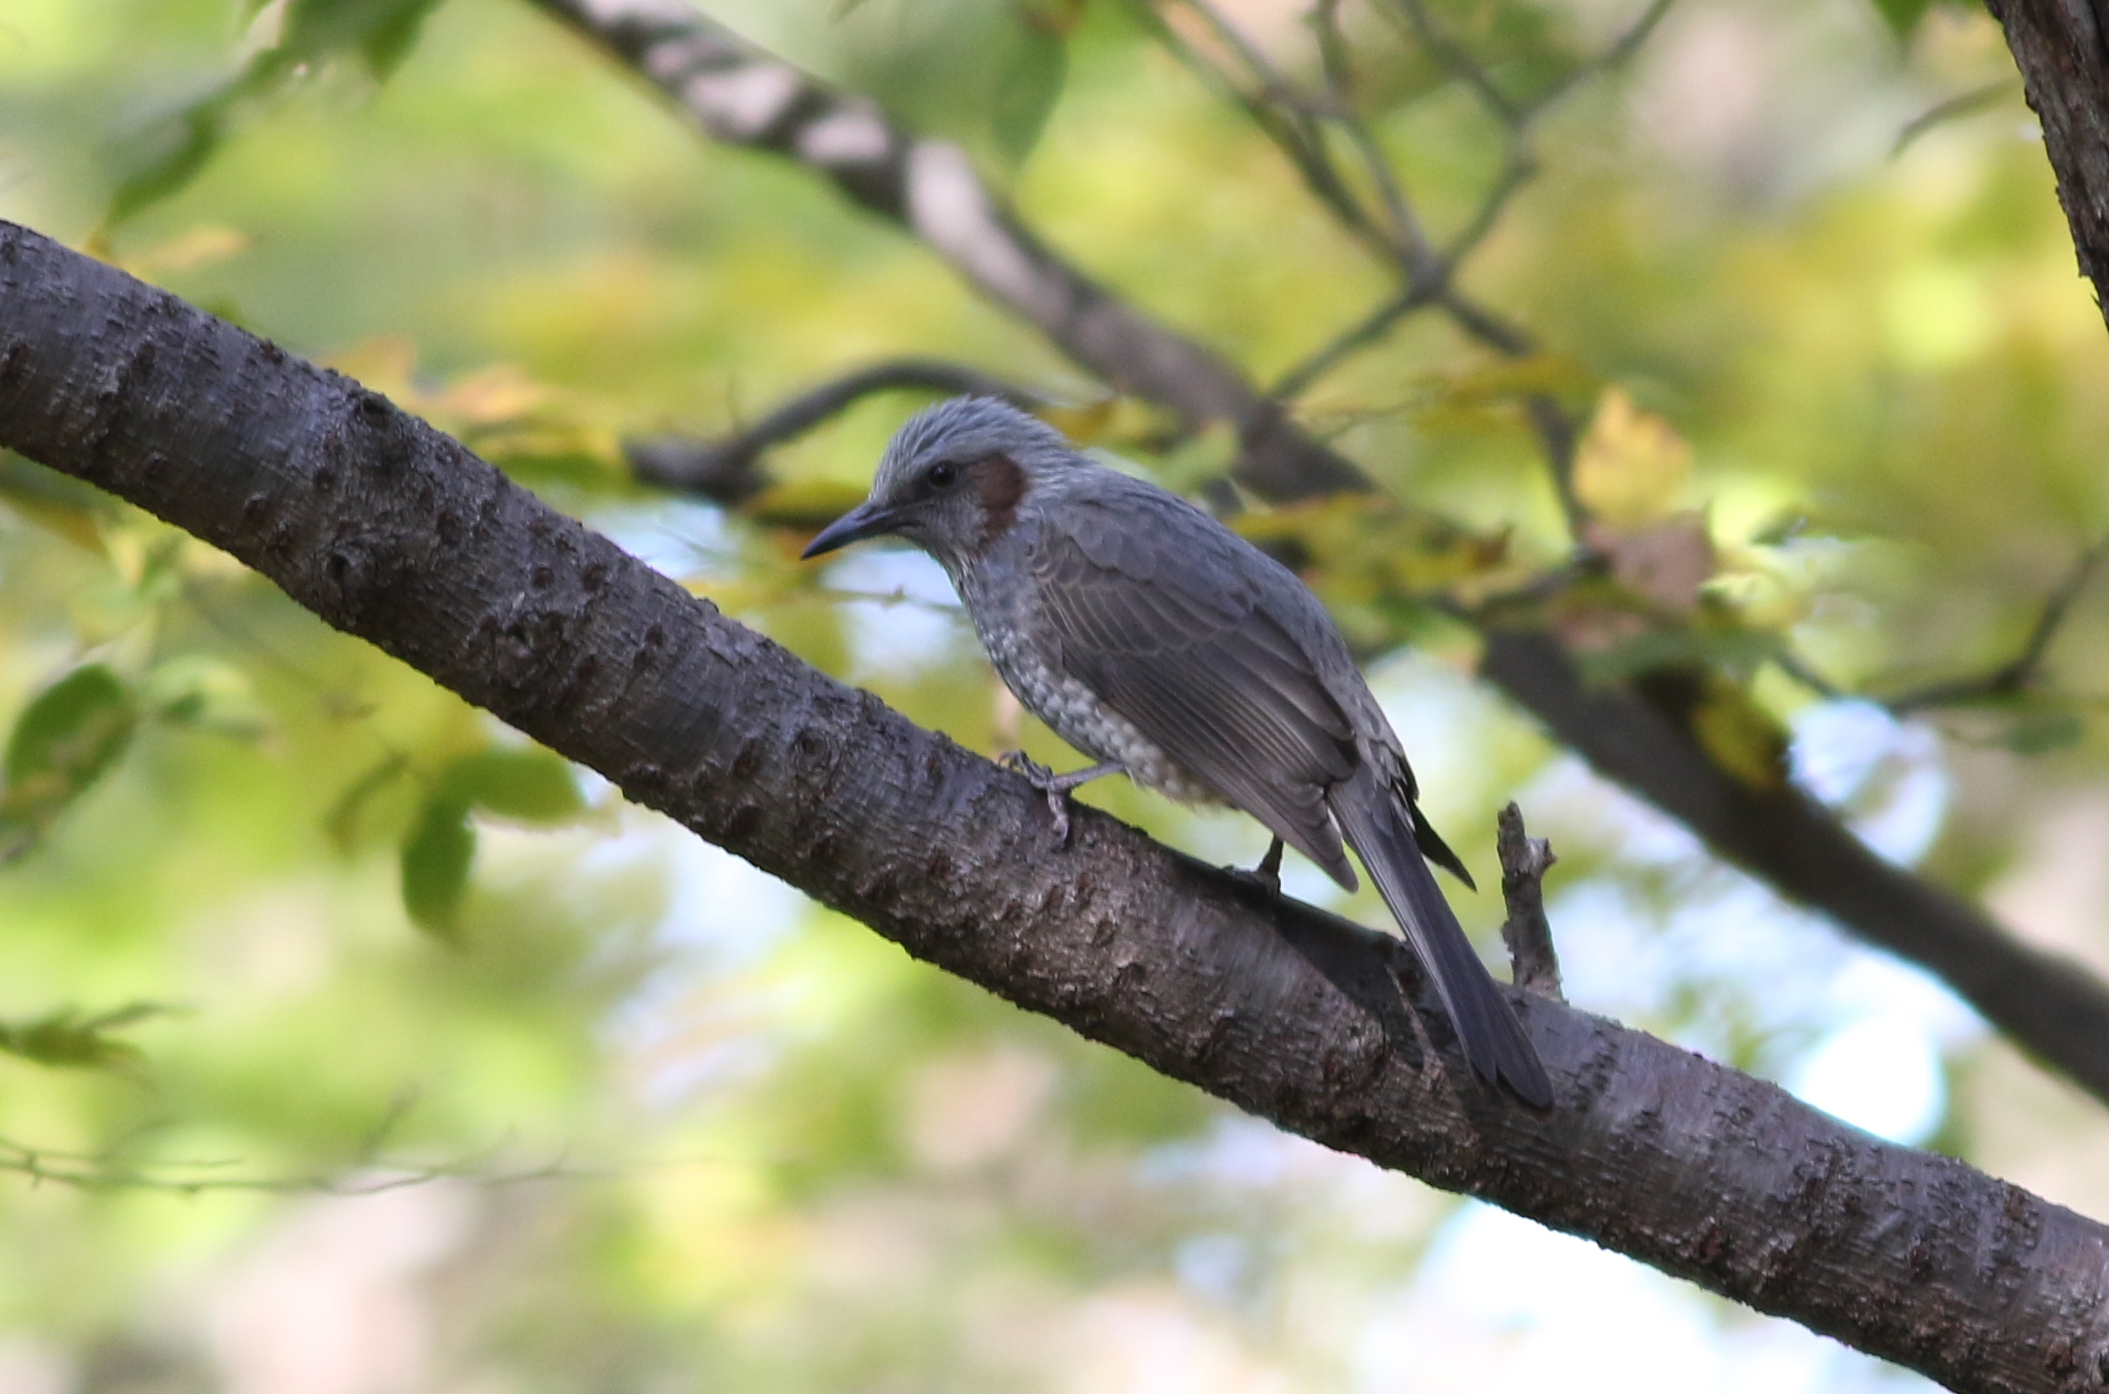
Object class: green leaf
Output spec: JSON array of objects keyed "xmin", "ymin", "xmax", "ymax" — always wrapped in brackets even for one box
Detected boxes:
[
  {"xmin": 401, "ymin": 746, "xmax": 578, "ymax": 937},
  {"xmin": 102, "ymin": 0, "xmax": 445, "ymax": 230},
  {"xmin": 401, "ymin": 796, "xmax": 475, "ymax": 939},
  {"xmin": 1575, "ymin": 625, "xmax": 1786, "ymax": 686},
  {"xmin": 992, "ymin": 24, "xmax": 1068, "ymax": 167},
  {"xmin": 1, "ymin": 665, "xmax": 138, "ymax": 835},
  {"xmin": 349, "ymin": 0, "xmax": 444, "ymax": 79},
  {"xmin": 275, "ymin": 0, "xmax": 443, "ymax": 76},
  {"xmin": 0, "ymin": 453, "xmax": 112, "ymax": 550},
  {"xmin": 1994, "ymin": 709, "xmax": 2085, "ymax": 756},
  {"xmin": 440, "ymin": 748, "xmax": 583, "ymax": 824},
  {"xmin": 105, "ymin": 98, "xmax": 234, "ymax": 230},
  {"xmin": 1868, "ymin": 0, "xmax": 1930, "ymax": 38},
  {"xmin": 325, "ymin": 752, "xmax": 412, "ymax": 852},
  {"xmin": 0, "ymin": 1002, "xmax": 171, "ymax": 1076},
  {"xmin": 142, "ymin": 654, "xmax": 272, "ymax": 741}
]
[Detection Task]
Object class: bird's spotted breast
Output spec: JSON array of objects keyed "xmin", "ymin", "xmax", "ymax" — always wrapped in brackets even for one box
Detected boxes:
[{"xmin": 957, "ymin": 557, "xmax": 1217, "ymax": 805}]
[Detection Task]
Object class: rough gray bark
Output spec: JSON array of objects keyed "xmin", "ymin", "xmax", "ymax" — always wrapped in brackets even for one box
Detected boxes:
[
  {"xmin": 1496, "ymin": 801, "xmax": 1563, "ymax": 999},
  {"xmin": 4, "ymin": 218, "xmax": 2108, "ymax": 1394},
  {"xmin": 1986, "ymin": 0, "xmax": 2109, "ymax": 335},
  {"xmin": 527, "ymin": 0, "xmax": 2109, "ymax": 1107}
]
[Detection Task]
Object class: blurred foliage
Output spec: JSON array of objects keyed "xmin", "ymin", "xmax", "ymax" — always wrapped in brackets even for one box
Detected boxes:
[
  {"xmin": 0, "ymin": 1002, "xmax": 169, "ymax": 1077},
  {"xmin": 1, "ymin": 0, "xmax": 2107, "ymax": 1388},
  {"xmin": 0, "ymin": 666, "xmax": 140, "ymax": 860}
]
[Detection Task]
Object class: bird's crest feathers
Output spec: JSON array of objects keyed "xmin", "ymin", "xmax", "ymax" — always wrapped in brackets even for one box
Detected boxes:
[{"xmin": 873, "ymin": 396, "xmax": 1075, "ymax": 506}]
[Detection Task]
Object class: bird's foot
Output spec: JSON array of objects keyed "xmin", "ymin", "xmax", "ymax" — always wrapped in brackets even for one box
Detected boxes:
[
  {"xmin": 998, "ymin": 750, "xmax": 1075, "ymax": 846},
  {"xmin": 1222, "ymin": 836, "xmax": 1285, "ymax": 897}
]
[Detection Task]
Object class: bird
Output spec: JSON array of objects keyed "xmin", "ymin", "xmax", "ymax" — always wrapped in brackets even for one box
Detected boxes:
[{"xmin": 801, "ymin": 396, "xmax": 1552, "ymax": 1106}]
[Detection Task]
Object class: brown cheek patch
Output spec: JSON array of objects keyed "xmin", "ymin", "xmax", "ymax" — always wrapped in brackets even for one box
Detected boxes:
[{"xmin": 970, "ymin": 453, "xmax": 1028, "ymax": 548}]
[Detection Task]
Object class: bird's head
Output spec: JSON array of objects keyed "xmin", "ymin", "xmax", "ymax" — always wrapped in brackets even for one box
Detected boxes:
[{"xmin": 801, "ymin": 396, "xmax": 1075, "ymax": 568}]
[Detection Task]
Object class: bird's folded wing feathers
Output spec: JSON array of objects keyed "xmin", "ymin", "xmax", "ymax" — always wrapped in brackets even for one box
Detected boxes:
[{"xmin": 1030, "ymin": 501, "xmax": 1361, "ymax": 888}]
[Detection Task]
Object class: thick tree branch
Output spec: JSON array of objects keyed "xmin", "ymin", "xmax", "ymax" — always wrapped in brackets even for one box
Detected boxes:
[
  {"xmin": 1986, "ymin": 0, "xmax": 2109, "ymax": 337},
  {"xmin": 523, "ymin": 0, "xmax": 2109, "ymax": 1107},
  {"xmin": 4, "ymin": 218, "xmax": 2108, "ymax": 1394}
]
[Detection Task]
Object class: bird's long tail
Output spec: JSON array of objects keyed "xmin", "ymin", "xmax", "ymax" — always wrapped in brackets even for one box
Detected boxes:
[{"xmin": 1328, "ymin": 768, "xmax": 1553, "ymax": 1107}]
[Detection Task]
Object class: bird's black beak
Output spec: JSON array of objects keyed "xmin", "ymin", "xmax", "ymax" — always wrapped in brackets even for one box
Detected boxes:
[{"xmin": 800, "ymin": 501, "xmax": 897, "ymax": 559}]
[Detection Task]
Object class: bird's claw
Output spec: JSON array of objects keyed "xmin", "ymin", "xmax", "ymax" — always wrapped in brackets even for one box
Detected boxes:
[
  {"xmin": 1222, "ymin": 837, "xmax": 1284, "ymax": 896},
  {"xmin": 997, "ymin": 749, "xmax": 1046, "ymax": 780},
  {"xmin": 1043, "ymin": 791, "xmax": 1073, "ymax": 847},
  {"xmin": 998, "ymin": 750, "xmax": 1075, "ymax": 847}
]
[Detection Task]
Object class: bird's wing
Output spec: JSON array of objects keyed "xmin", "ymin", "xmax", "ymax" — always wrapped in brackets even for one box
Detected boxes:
[{"xmin": 1029, "ymin": 493, "xmax": 1361, "ymax": 889}]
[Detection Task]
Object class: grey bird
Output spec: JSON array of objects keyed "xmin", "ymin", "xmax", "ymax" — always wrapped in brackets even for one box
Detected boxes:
[{"xmin": 802, "ymin": 397, "xmax": 1552, "ymax": 1106}]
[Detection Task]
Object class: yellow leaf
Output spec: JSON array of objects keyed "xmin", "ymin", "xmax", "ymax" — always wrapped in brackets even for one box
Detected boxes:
[
  {"xmin": 439, "ymin": 364, "xmax": 552, "ymax": 425},
  {"xmin": 746, "ymin": 480, "xmax": 872, "ymax": 533},
  {"xmin": 0, "ymin": 461, "xmax": 107, "ymax": 552},
  {"xmin": 1691, "ymin": 679, "xmax": 1788, "ymax": 790},
  {"xmin": 326, "ymin": 337, "xmax": 421, "ymax": 402},
  {"xmin": 0, "ymin": 495, "xmax": 104, "ymax": 552},
  {"xmin": 1393, "ymin": 526, "xmax": 1513, "ymax": 592},
  {"xmin": 125, "ymin": 225, "xmax": 251, "ymax": 277},
  {"xmin": 1573, "ymin": 388, "xmax": 1691, "ymax": 528},
  {"xmin": 1038, "ymin": 397, "xmax": 1162, "ymax": 447},
  {"xmin": 1423, "ymin": 353, "xmax": 1595, "ymax": 406}
]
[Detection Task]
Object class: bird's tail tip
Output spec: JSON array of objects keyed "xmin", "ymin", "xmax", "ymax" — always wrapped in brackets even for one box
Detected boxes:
[{"xmin": 1334, "ymin": 776, "xmax": 1555, "ymax": 1109}]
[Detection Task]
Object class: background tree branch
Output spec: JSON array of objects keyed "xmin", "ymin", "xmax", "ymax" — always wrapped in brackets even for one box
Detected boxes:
[
  {"xmin": 625, "ymin": 357, "xmax": 1039, "ymax": 502},
  {"xmin": 4, "ymin": 216, "xmax": 2109, "ymax": 1394},
  {"xmin": 526, "ymin": 0, "xmax": 2109, "ymax": 1107},
  {"xmin": 533, "ymin": 0, "xmax": 1367, "ymax": 502}
]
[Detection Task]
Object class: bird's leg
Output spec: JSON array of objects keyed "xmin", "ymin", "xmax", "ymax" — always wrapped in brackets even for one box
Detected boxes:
[
  {"xmin": 1224, "ymin": 836, "xmax": 1284, "ymax": 896},
  {"xmin": 1254, "ymin": 836, "xmax": 1284, "ymax": 890},
  {"xmin": 998, "ymin": 752, "xmax": 1122, "ymax": 845}
]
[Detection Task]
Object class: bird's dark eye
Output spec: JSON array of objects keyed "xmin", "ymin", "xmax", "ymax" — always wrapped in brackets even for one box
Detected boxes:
[{"xmin": 926, "ymin": 461, "xmax": 958, "ymax": 489}]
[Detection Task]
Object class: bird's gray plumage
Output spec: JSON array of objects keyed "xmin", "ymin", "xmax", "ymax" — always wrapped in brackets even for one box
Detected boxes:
[{"xmin": 803, "ymin": 396, "xmax": 1552, "ymax": 1106}]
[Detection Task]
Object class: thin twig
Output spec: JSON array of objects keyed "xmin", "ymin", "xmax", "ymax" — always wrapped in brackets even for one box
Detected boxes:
[
  {"xmin": 1272, "ymin": 280, "xmax": 1441, "ymax": 398},
  {"xmin": 1281, "ymin": 0, "xmax": 1674, "ymax": 401},
  {"xmin": 627, "ymin": 359, "xmax": 1042, "ymax": 503},
  {"xmin": 1440, "ymin": 143, "xmax": 1538, "ymax": 268},
  {"xmin": 1889, "ymin": 533, "xmax": 2109, "ymax": 712},
  {"xmin": 1770, "ymin": 648, "xmax": 1846, "ymax": 701},
  {"xmin": 1377, "ymin": 0, "xmax": 1519, "ymax": 122},
  {"xmin": 1522, "ymin": 0, "xmax": 1678, "ymax": 118},
  {"xmin": 1436, "ymin": 283, "xmax": 1534, "ymax": 355},
  {"xmin": 1144, "ymin": 0, "xmax": 1405, "ymax": 264},
  {"xmin": 1522, "ymin": 395, "xmax": 1589, "ymax": 541},
  {"xmin": 1892, "ymin": 79, "xmax": 2021, "ymax": 158},
  {"xmin": 1496, "ymin": 803, "xmax": 1563, "ymax": 999},
  {"xmin": 1311, "ymin": 0, "xmax": 1438, "ymax": 272},
  {"xmin": 813, "ymin": 586, "xmax": 961, "ymax": 616},
  {"xmin": 0, "ymin": 1131, "xmax": 585, "ymax": 1195}
]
